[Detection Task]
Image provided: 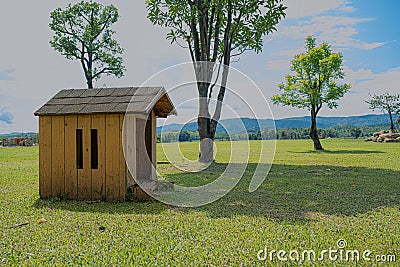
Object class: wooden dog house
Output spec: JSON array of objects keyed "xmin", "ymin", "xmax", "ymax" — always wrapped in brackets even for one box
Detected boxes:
[{"xmin": 34, "ymin": 87, "xmax": 176, "ymax": 202}]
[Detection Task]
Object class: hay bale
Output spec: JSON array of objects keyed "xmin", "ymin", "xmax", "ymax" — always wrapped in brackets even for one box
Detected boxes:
[
  {"xmin": 381, "ymin": 133, "xmax": 400, "ymax": 139},
  {"xmin": 391, "ymin": 134, "xmax": 400, "ymax": 139},
  {"xmin": 384, "ymin": 138, "xmax": 396, "ymax": 143},
  {"xmin": 377, "ymin": 137, "xmax": 384, "ymax": 142}
]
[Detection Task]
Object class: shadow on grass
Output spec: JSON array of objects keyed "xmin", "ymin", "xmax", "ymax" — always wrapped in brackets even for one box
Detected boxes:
[
  {"xmin": 289, "ymin": 150, "xmax": 385, "ymax": 154},
  {"xmin": 33, "ymin": 163, "xmax": 400, "ymax": 223},
  {"xmin": 32, "ymin": 197, "xmax": 168, "ymax": 215}
]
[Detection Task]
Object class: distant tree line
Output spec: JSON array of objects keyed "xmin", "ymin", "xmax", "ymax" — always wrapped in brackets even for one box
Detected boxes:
[{"xmin": 157, "ymin": 124, "xmax": 394, "ymax": 143}]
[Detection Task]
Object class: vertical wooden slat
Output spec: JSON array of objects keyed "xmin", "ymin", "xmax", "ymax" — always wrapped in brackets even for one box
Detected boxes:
[
  {"xmin": 39, "ymin": 116, "xmax": 52, "ymax": 198},
  {"xmin": 77, "ymin": 115, "xmax": 91, "ymax": 200},
  {"xmin": 105, "ymin": 114, "xmax": 120, "ymax": 202},
  {"xmin": 151, "ymin": 110, "xmax": 157, "ymax": 179},
  {"xmin": 64, "ymin": 116, "xmax": 77, "ymax": 199},
  {"xmin": 136, "ymin": 115, "xmax": 152, "ymax": 181},
  {"xmin": 92, "ymin": 114, "xmax": 106, "ymax": 200},
  {"xmin": 136, "ymin": 117, "xmax": 145, "ymax": 181},
  {"xmin": 125, "ymin": 114, "xmax": 136, "ymax": 187},
  {"xmin": 51, "ymin": 116, "xmax": 65, "ymax": 197},
  {"xmin": 119, "ymin": 114, "xmax": 126, "ymax": 202}
]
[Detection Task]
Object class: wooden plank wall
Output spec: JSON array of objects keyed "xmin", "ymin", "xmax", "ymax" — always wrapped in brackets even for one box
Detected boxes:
[
  {"xmin": 39, "ymin": 117, "xmax": 52, "ymax": 198},
  {"xmin": 124, "ymin": 114, "xmax": 136, "ymax": 187},
  {"xmin": 105, "ymin": 114, "xmax": 121, "ymax": 202},
  {"xmin": 39, "ymin": 114, "xmax": 127, "ymax": 202},
  {"xmin": 51, "ymin": 116, "xmax": 65, "ymax": 197},
  {"xmin": 136, "ymin": 113, "xmax": 156, "ymax": 181},
  {"xmin": 64, "ymin": 116, "xmax": 77, "ymax": 199},
  {"xmin": 136, "ymin": 116, "xmax": 148, "ymax": 181},
  {"xmin": 78, "ymin": 115, "xmax": 91, "ymax": 200},
  {"xmin": 119, "ymin": 115, "xmax": 126, "ymax": 202},
  {"xmin": 91, "ymin": 115, "xmax": 106, "ymax": 200},
  {"xmin": 151, "ymin": 110, "xmax": 157, "ymax": 179}
]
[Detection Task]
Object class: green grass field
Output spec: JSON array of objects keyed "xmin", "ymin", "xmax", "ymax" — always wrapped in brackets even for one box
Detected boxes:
[{"xmin": 1, "ymin": 139, "xmax": 399, "ymax": 266}]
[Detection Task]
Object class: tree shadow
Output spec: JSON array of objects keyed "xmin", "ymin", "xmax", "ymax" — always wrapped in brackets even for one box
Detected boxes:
[
  {"xmin": 33, "ymin": 163, "xmax": 400, "ymax": 223},
  {"xmin": 32, "ymin": 197, "xmax": 168, "ymax": 215},
  {"xmin": 289, "ymin": 150, "xmax": 385, "ymax": 155},
  {"xmin": 162, "ymin": 163, "xmax": 400, "ymax": 222}
]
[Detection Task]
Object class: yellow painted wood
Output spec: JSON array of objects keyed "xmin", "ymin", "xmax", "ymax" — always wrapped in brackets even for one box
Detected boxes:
[
  {"xmin": 91, "ymin": 114, "xmax": 106, "ymax": 200},
  {"xmin": 119, "ymin": 114, "xmax": 126, "ymax": 202},
  {"xmin": 124, "ymin": 114, "xmax": 136, "ymax": 187},
  {"xmin": 64, "ymin": 116, "xmax": 77, "ymax": 199},
  {"xmin": 39, "ymin": 116, "xmax": 52, "ymax": 198},
  {"xmin": 51, "ymin": 116, "xmax": 65, "ymax": 197},
  {"xmin": 77, "ymin": 115, "xmax": 91, "ymax": 200},
  {"xmin": 105, "ymin": 114, "xmax": 120, "ymax": 202}
]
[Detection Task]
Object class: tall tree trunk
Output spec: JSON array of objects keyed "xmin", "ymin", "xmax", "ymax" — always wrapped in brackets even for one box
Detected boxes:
[
  {"xmin": 87, "ymin": 51, "xmax": 93, "ymax": 89},
  {"xmin": 197, "ymin": 58, "xmax": 230, "ymax": 162},
  {"xmin": 87, "ymin": 79, "xmax": 93, "ymax": 89},
  {"xmin": 388, "ymin": 110, "xmax": 395, "ymax": 132},
  {"xmin": 198, "ymin": 79, "xmax": 214, "ymax": 163},
  {"xmin": 310, "ymin": 109, "xmax": 323, "ymax": 150},
  {"xmin": 193, "ymin": 2, "xmax": 233, "ymax": 163}
]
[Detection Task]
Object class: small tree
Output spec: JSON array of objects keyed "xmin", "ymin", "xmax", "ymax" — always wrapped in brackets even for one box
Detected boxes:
[
  {"xmin": 272, "ymin": 36, "xmax": 351, "ymax": 150},
  {"xmin": 147, "ymin": 0, "xmax": 286, "ymax": 162},
  {"xmin": 365, "ymin": 93, "xmax": 400, "ymax": 132},
  {"xmin": 50, "ymin": 1, "xmax": 125, "ymax": 89},
  {"xmin": 350, "ymin": 127, "xmax": 362, "ymax": 139}
]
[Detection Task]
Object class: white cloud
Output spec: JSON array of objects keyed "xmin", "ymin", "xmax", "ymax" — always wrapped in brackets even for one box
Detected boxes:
[
  {"xmin": 322, "ymin": 66, "xmax": 400, "ymax": 117},
  {"xmin": 284, "ymin": 0, "xmax": 354, "ymax": 18},
  {"xmin": 0, "ymin": 108, "xmax": 13, "ymax": 124},
  {"xmin": 261, "ymin": 65, "xmax": 400, "ymax": 119},
  {"xmin": 0, "ymin": 0, "xmax": 188, "ymax": 132},
  {"xmin": 360, "ymin": 42, "xmax": 385, "ymax": 50},
  {"xmin": 277, "ymin": 16, "xmax": 385, "ymax": 50},
  {"xmin": 350, "ymin": 67, "xmax": 400, "ymax": 95},
  {"xmin": 0, "ymin": 0, "xmax": 396, "ymax": 131},
  {"xmin": 343, "ymin": 66, "xmax": 376, "ymax": 86}
]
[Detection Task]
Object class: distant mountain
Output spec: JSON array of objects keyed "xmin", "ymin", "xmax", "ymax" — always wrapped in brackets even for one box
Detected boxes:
[
  {"xmin": 0, "ymin": 132, "xmax": 37, "ymax": 137},
  {"xmin": 1, "ymin": 114, "xmax": 397, "ymax": 136},
  {"xmin": 157, "ymin": 114, "xmax": 399, "ymax": 133}
]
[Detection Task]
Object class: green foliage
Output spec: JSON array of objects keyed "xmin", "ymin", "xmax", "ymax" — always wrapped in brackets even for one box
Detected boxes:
[
  {"xmin": 366, "ymin": 93, "xmax": 400, "ymax": 131},
  {"xmin": 1, "ymin": 141, "xmax": 400, "ymax": 265},
  {"xmin": 147, "ymin": 0, "xmax": 286, "ymax": 157},
  {"xmin": 49, "ymin": 1, "xmax": 125, "ymax": 88},
  {"xmin": 146, "ymin": 0, "xmax": 287, "ymax": 59},
  {"xmin": 366, "ymin": 93, "xmax": 400, "ymax": 114},
  {"xmin": 272, "ymin": 36, "xmax": 351, "ymax": 111},
  {"xmin": 272, "ymin": 36, "xmax": 351, "ymax": 150}
]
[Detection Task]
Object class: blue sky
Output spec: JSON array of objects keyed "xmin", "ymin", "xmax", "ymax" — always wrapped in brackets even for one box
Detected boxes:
[{"xmin": 0, "ymin": 0, "xmax": 399, "ymax": 133}]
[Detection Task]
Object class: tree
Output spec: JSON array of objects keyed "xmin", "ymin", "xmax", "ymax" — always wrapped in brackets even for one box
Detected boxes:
[
  {"xmin": 50, "ymin": 1, "xmax": 125, "ymax": 89},
  {"xmin": 350, "ymin": 127, "xmax": 362, "ymax": 139},
  {"xmin": 272, "ymin": 36, "xmax": 351, "ymax": 150},
  {"xmin": 179, "ymin": 131, "xmax": 191, "ymax": 142},
  {"xmin": 147, "ymin": 0, "xmax": 286, "ymax": 162},
  {"xmin": 365, "ymin": 93, "xmax": 400, "ymax": 132}
]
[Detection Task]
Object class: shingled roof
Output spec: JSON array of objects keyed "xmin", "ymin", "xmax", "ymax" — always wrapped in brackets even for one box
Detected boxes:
[{"xmin": 34, "ymin": 87, "xmax": 177, "ymax": 118}]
